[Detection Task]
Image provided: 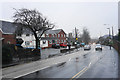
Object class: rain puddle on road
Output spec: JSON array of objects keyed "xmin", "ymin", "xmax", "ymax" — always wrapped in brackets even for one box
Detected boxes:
[{"xmin": 56, "ymin": 62, "xmax": 66, "ymax": 67}]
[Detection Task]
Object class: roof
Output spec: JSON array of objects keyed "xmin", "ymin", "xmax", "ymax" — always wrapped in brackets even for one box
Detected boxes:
[
  {"xmin": 53, "ymin": 29, "xmax": 62, "ymax": 34},
  {"xmin": 44, "ymin": 30, "xmax": 56, "ymax": 34},
  {"xmin": 0, "ymin": 20, "xmax": 17, "ymax": 34},
  {"xmin": 0, "ymin": 20, "xmax": 33, "ymax": 34},
  {"xmin": 45, "ymin": 29, "xmax": 66, "ymax": 34}
]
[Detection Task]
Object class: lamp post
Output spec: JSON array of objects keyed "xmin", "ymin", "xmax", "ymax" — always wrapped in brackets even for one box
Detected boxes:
[{"xmin": 107, "ymin": 28, "xmax": 111, "ymax": 39}]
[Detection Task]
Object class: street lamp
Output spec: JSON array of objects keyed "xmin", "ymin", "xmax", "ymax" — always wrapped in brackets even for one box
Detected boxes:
[{"xmin": 107, "ymin": 28, "xmax": 111, "ymax": 38}]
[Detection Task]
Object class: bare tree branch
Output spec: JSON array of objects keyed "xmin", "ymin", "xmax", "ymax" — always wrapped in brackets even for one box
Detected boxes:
[{"xmin": 13, "ymin": 8, "xmax": 54, "ymax": 49}]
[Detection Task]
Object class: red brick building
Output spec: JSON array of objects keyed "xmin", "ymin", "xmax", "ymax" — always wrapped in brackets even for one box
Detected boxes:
[
  {"xmin": 2, "ymin": 33, "xmax": 16, "ymax": 44},
  {"xmin": 0, "ymin": 21, "xmax": 16, "ymax": 44},
  {"xmin": 44, "ymin": 29, "xmax": 67, "ymax": 47}
]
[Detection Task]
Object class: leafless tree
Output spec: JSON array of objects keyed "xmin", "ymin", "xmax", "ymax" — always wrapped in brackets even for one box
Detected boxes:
[
  {"xmin": 81, "ymin": 27, "xmax": 91, "ymax": 44},
  {"xmin": 13, "ymin": 8, "xmax": 54, "ymax": 49}
]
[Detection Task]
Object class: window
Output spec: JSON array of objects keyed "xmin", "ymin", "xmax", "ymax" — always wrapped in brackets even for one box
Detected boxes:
[
  {"xmin": 62, "ymin": 40, "xmax": 63, "ymax": 43},
  {"xmin": 26, "ymin": 34, "xmax": 29, "ymax": 36},
  {"xmin": 43, "ymin": 41, "xmax": 46, "ymax": 44},
  {"xmin": 64, "ymin": 34, "xmax": 66, "ymax": 37},
  {"xmin": 55, "ymin": 40, "xmax": 57, "ymax": 43},
  {"xmin": 49, "ymin": 40, "xmax": 52, "ymax": 44},
  {"xmin": 58, "ymin": 34, "xmax": 60, "ymax": 37},
  {"xmin": 25, "ymin": 41, "xmax": 30, "ymax": 45},
  {"xmin": 46, "ymin": 34, "xmax": 49, "ymax": 37},
  {"xmin": 64, "ymin": 40, "xmax": 66, "ymax": 42},
  {"xmin": 61, "ymin": 34, "xmax": 63, "ymax": 37}
]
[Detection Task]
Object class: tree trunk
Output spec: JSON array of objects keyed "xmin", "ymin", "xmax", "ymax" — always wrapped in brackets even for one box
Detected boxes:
[{"xmin": 34, "ymin": 34, "xmax": 39, "ymax": 49}]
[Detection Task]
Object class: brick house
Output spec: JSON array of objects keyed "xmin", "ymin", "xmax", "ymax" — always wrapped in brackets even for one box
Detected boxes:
[
  {"xmin": 0, "ymin": 21, "xmax": 16, "ymax": 44},
  {"xmin": 44, "ymin": 29, "xmax": 67, "ymax": 47}
]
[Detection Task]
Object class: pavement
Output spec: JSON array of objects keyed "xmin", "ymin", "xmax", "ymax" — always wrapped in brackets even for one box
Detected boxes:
[{"xmin": 2, "ymin": 45, "xmax": 120, "ymax": 80}]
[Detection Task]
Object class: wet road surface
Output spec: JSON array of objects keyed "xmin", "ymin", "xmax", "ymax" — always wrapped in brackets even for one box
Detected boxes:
[{"xmin": 14, "ymin": 45, "xmax": 119, "ymax": 79}]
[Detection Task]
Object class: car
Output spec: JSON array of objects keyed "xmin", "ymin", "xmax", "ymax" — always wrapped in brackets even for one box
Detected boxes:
[
  {"xmin": 84, "ymin": 45, "xmax": 91, "ymax": 50},
  {"xmin": 95, "ymin": 44, "xmax": 102, "ymax": 51},
  {"xmin": 60, "ymin": 43, "xmax": 67, "ymax": 48},
  {"xmin": 52, "ymin": 44, "xmax": 60, "ymax": 49}
]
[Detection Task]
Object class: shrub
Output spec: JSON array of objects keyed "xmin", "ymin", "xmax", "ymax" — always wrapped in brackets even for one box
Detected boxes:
[{"xmin": 2, "ymin": 44, "xmax": 13, "ymax": 64}]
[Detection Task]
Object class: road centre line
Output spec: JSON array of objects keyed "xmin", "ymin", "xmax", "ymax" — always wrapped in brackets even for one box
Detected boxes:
[
  {"xmin": 71, "ymin": 62, "xmax": 92, "ymax": 80},
  {"xmin": 75, "ymin": 67, "xmax": 88, "ymax": 79},
  {"xmin": 71, "ymin": 66, "xmax": 87, "ymax": 80}
]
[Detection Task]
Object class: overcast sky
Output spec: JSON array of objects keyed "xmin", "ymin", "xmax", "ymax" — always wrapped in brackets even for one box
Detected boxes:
[{"xmin": 0, "ymin": 0, "xmax": 118, "ymax": 38}]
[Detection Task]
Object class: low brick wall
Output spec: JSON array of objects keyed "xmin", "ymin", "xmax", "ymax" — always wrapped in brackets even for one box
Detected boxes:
[
  {"xmin": 16, "ymin": 48, "xmax": 41, "ymax": 61},
  {"xmin": 60, "ymin": 48, "xmax": 75, "ymax": 53},
  {"xmin": 113, "ymin": 40, "xmax": 120, "ymax": 54}
]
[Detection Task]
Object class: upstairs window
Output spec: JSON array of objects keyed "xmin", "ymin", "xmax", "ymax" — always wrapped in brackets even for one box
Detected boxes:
[
  {"xmin": 26, "ymin": 34, "xmax": 30, "ymax": 36},
  {"xmin": 61, "ymin": 34, "xmax": 63, "ymax": 37},
  {"xmin": 58, "ymin": 34, "xmax": 60, "ymax": 37}
]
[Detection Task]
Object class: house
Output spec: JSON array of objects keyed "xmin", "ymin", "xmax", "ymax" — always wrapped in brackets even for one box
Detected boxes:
[
  {"xmin": 44, "ymin": 29, "xmax": 67, "ymax": 48},
  {"xmin": 0, "ymin": 20, "xmax": 16, "ymax": 44}
]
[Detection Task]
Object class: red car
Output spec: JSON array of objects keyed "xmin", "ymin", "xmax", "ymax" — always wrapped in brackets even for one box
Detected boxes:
[{"xmin": 60, "ymin": 43, "xmax": 67, "ymax": 48}]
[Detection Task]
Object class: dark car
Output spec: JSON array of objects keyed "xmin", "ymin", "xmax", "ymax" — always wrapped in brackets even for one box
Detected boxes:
[{"xmin": 52, "ymin": 44, "xmax": 60, "ymax": 49}]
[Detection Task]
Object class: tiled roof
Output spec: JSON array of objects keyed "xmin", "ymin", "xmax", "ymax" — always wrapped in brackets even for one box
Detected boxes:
[
  {"xmin": 0, "ymin": 20, "xmax": 17, "ymax": 34},
  {"xmin": 45, "ymin": 29, "xmax": 66, "ymax": 34}
]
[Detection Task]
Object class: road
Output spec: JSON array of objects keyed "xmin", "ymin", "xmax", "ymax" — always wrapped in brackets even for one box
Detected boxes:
[{"xmin": 14, "ymin": 45, "xmax": 119, "ymax": 80}]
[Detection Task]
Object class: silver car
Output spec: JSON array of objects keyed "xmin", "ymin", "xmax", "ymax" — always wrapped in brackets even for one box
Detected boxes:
[
  {"xmin": 84, "ymin": 45, "xmax": 91, "ymax": 50},
  {"xmin": 95, "ymin": 44, "xmax": 102, "ymax": 51}
]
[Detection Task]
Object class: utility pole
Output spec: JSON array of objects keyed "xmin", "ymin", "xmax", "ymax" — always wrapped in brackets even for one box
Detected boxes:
[
  {"xmin": 75, "ymin": 27, "xmax": 78, "ymax": 49},
  {"xmin": 75, "ymin": 27, "xmax": 78, "ymax": 41},
  {"xmin": 112, "ymin": 26, "xmax": 114, "ymax": 39}
]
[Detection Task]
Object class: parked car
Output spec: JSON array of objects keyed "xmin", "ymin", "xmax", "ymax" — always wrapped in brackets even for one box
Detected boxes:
[
  {"xmin": 95, "ymin": 44, "xmax": 102, "ymax": 51},
  {"xmin": 84, "ymin": 45, "xmax": 91, "ymax": 50},
  {"xmin": 52, "ymin": 44, "xmax": 60, "ymax": 48},
  {"xmin": 60, "ymin": 43, "xmax": 67, "ymax": 48},
  {"xmin": 76, "ymin": 43, "xmax": 80, "ymax": 48}
]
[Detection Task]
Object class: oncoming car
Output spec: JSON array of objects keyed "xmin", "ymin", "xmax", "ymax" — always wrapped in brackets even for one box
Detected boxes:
[
  {"xmin": 95, "ymin": 44, "xmax": 102, "ymax": 51},
  {"xmin": 84, "ymin": 45, "xmax": 91, "ymax": 50}
]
